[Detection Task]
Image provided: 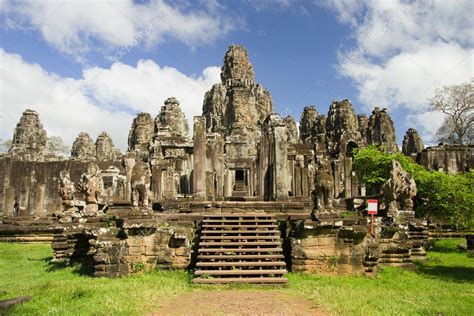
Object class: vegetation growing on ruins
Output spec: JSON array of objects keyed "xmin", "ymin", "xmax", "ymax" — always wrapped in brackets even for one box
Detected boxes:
[
  {"xmin": 353, "ymin": 145, "xmax": 474, "ymax": 229},
  {"xmin": 1, "ymin": 240, "xmax": 472, "ymax": 315}
]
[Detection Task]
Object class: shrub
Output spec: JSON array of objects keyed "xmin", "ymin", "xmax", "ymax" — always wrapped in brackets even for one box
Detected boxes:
[{"xmin": 353, "ymin": 146, "xmax": 474, "ymax": 230}]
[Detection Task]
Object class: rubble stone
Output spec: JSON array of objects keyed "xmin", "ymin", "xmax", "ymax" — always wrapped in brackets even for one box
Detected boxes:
[{"xmin": 383, "ymin": 160, "xmax": 417, "ymax": 218}]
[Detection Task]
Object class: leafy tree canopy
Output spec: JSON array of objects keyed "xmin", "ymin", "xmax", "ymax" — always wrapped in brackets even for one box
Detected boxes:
[{"xmin": 353, "ymin": 145, "xmax": 473, "ymax": 230}]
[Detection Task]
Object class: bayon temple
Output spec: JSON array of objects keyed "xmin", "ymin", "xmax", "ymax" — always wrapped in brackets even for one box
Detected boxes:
[{"xmin": 1, "ymin": 45, "xmax": 473, "ymax": 283}]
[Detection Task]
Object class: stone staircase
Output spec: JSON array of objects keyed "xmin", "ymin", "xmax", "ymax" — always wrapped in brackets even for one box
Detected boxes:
[{"xmin": 193, "ymin": 214, "xmax": 288, "ymax": 284}]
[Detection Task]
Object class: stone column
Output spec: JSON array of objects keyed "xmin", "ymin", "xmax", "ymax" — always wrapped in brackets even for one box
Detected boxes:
[
  {"xmin": 19, "ymin": 176, "xmax": 30, "ymax": 216},
  {"xmin": 344, "ymin": 157, "xmax": 353, "ymax": 198},
  {"xmin": 34, "ymin": 184, "xmax": 46, "ymax": 216},
  {"xmin": 193, "ymin": 116, "xmax": 207, "ymax": 200},
  {"xmin": 274, "ymin": 124, "xmax": 289, "ymax": 200},
  {"xmin": 4, "ymin": 187, "xmax": 15, "ymax": 216},
  {"xmin": 301, "ymin": 167, "xmax": 309, "ymax": 197}
]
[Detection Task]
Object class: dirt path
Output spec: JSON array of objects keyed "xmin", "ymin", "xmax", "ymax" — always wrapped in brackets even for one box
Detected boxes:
[{"xmin": 150, "ymin": 290, "xmax": 325, "ymax": 315}]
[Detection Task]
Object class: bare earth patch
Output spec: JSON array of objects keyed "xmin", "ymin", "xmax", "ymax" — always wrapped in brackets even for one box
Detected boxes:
[{"xmin": 151, "ymin": 290, "xmax": 325, "ymax": 315}]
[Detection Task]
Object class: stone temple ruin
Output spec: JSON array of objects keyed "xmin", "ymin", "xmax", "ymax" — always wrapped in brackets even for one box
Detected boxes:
[{"xmin": 1, "ymin": 45, "xmax": 473, "ymax": 283}]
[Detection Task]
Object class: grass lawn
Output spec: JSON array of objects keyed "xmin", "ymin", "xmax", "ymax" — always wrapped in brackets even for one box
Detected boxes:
[{"xmin": 1, "ymin": 239, "xmax": 473, "ymax": 315}]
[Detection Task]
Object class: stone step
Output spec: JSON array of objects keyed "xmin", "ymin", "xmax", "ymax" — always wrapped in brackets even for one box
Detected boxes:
[
  {"xmin": 195, "ymin": 269, "xmax": 287, "ymax": 276},
  {"xmin": 199, "ymin": 241, "xmax": 281, "ymax": 247},
  {"xmin": 203, "ymin": 214, "xmax": 273, "ymax": 218},
  {"xmin": 201, "ymin": 224, "xmax": 277, "ymax": 229},
  {"xmin": 202, "ymin": 219, "xmax": 275, "ymax": 223},
  {"xmin": 194, "ymin": 214, "xmax": 287, "ymax": 284},
  {"xmin": 197, "ymin": 254, "xmax": 285, "ymax": 260},
  {"xmin": 201, "ymin": 230, "xmax": 280, "ymax": 234},
  {"xmin": 196, "ymin": 261, "xmax": 286, "ymax": 267},
  {"xmin": 198, "ymin": 247, "xmax": 283, "ymax": 253},
  {"xmin": 201, "ymin": 235, "xmax": 279, "ymax": 240},
  {"xmin": 193, "ymin": 277, "xmax": 288, "ymax": 284}
]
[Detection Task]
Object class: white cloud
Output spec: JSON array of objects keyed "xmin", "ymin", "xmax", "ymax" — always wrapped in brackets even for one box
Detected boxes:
[
  {"xmin": 319, "ymin": 0, "xmax": 474, "ymax": 143},
  {"xmin": 0, "ymin": 49, "xmax": 220, "ymax": 151},
  {"xmin": 1, "ymin": 0, "xmax": 235, "ymax": 62},
  {"xmin": 406, "ymin": 110, "xmax": 446, "ymax": 144}
]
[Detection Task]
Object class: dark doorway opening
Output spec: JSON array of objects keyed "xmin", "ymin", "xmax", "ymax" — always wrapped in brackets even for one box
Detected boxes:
[{"xmin": 235, "ymin": 169, "xmax": 245, "ymax": 181}]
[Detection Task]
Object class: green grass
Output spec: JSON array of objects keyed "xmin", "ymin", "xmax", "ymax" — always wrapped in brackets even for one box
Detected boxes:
[
  {"xmin": 1, "ymin": 239, "xmax": 473, "ymax": 315},
  {"xmin": 0, "ymin": 244, "xmax": 192, "ymax": 315}
]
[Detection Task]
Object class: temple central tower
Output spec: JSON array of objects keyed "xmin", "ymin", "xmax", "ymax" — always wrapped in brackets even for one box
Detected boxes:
[{"xmin": 202, "ymin": 45, "xmax": 274, "ymax": 158}]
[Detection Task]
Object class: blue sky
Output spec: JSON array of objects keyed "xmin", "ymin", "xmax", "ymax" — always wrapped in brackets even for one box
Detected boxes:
[{"xmin": 1, "ymin": 0, "xmax": 472, "ymax": 150}]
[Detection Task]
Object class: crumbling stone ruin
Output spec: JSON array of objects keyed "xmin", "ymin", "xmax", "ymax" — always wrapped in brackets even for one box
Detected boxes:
[
  {"xmin": 0, "ymin": 44, "xmax": 469, "ymax": 281},
  {"xmin": 383, "ymin": 160, "xmax": 417, "ymax": 219}
]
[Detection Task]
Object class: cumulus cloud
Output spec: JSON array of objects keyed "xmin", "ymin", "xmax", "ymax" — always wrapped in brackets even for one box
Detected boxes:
[
  {"xmin": 0, "ymin": 49, "xmax": 220, "ymax": 151},
  {"xmin": 0, "ymin": 0, "xmax": 235, "ymax": 62},
  {"xmin": 318, "ymin": 0, "xmax": 474, "ymax": 142}
]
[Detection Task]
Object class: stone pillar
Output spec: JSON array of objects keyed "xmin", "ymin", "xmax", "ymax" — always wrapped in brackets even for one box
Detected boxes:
[
  {"xmin": 4, "ymin": 187, "xmax": 15, "ymax": 216},
  {"xmin": 224, "ymin": 168, "xmax": 232, "ymax": 197},
  {"xmin": 274, "ymin": 124, "xmax": 289, "ymax": 200},
  {"xmin": 302, "ymin": 167, "xmax": 309, "ymax": 198},
  {"xmin": 215, "ymin": 134, "xmax": 225, "ymax": 198},
  {"xmin": 34, "ymin": 184, "xmax": 46, "ymax": 216},
  {"xmin": 295, "ymin": 165, "xmax": 302, "ymax": 197},
  {"xmin": 344, "ymin": 157, "xmax": 353, "ymax": 198},
  {"xmin": 19, "ymin": 176, "xmax": 30, "ymax": 216},
  {"xmin": 193, "ymin": 116, "xmax": 206, "ymax": 199}
]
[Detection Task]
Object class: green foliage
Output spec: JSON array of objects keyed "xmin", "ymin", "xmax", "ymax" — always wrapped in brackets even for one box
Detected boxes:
[
  {"xmin": 352, "ymin": 145, "xmax": 393, "ymax": 188},
  {"xmin": 132, "ymin": 262, "xmax": 145, "ymax": 273},
  {"xmin": 327, "ymin": 255, "xmax": 339, "ymax": 269},
  {"xmin": 353, "ymin": 146, "xmax": 474, "ymax": 229}
]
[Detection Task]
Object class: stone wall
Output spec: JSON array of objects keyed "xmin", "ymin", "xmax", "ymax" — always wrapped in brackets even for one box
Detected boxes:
[
  {"xmin": 418, "ymin": 144, "xmax": 473, "ymax": 174},
  {"xmin": 51, "ymin": 211, "xmax": 195, "ymax": 277},
  {"xmin": 290, "ymin": 219, "xmax": 378, "ymax": 275},
  {"xmin": 0, "ymin": 158, "xmax": 124, "ymax": 216}
]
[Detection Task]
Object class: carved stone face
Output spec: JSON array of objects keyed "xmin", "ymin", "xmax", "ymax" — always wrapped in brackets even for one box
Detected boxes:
[{"xmin": 86, "ymin": 163, "xmax": 99, "ymax": 176}]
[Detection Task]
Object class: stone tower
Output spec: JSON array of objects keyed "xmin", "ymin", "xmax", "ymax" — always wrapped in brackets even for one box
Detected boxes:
[
  {"xmin": 202, "ymin": 45, "xmax": 274, "ymax": 158},
  {"xmin": 9, "ymin": 109, "xmax": 48, "ymax": 161},
  {"xmin": 96, "ymin": 132, "xmax": 118, "ymax": 161},
  {"xmin": 71, "ymin": 132, "xmax": 96, "ymax": 160},
  {"xmin": 128, "ymin": 113, "xmax": 154, "ymax": 158},
  {"xmin": 402, "ymin": 128, "xmax": 424, "ymax": 156},
  {"xmin": 325, "ymin": 99, "xmax": 362, "ymax": 158},
  {"xmin": 367, "ymin": 107, "xmax": 398, "ymax": 152},
  {"xmin": 155, "ymin": 97, "xmax": 189, "ymax": 141}
]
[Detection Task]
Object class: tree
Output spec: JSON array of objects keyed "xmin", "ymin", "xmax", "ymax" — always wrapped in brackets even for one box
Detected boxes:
[
  {"xmin": 0, "ymin": 139, "xmax": 12, "ymax": 154},
  {"xmin": 353, "ymin": 146, "xmax": 473, "ymax": 230},
  {"xmin": 46, "ymin": 136, "xmax": 70, "ymax": 157},
  {"xmin": 430, "ymin": 82, "xmax": 474, "ymax": 145}
]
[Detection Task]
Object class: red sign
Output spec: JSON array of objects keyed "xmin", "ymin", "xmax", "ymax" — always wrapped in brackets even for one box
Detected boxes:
[{"xmin": 367, "ymin": 199, "xmax": 378, "ymax": 215}]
